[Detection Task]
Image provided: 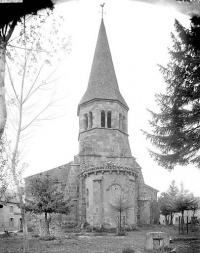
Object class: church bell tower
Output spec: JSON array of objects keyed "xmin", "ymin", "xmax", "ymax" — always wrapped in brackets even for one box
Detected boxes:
[
  {"xmin": 78, "ymin": 18, "xmax": 133, "ymax": 162},
  {"xmin": 76, "ymin": 15, "xmax": 157, "ymax": 227}
]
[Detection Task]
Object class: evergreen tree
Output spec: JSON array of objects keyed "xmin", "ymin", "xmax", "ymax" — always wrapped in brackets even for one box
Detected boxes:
[
  {"xmin": 143, "ymin": 17, "xmax": 200, "ymax": 170},
  {"xmin": 158, "ymin": 180, "xmax": 179, "ymax": 225},
  {"xmin": 174, "ymin": 183, "xmax": 198, "ymax": 232}
]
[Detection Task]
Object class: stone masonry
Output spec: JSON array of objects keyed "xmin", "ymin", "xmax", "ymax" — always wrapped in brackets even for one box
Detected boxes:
[{"xmin": 26, "ymin": 18, "xmax": 158, "ymax": 229}]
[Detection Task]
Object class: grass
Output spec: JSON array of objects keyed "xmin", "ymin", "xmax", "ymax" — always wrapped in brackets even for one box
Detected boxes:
[{"xmin": 0, "ymin": 224, "xmax": 199, "ymax": 253}]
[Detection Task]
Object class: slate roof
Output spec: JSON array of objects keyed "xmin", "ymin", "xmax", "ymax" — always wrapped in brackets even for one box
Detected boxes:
[{"xmin": 78, "ymin": 19, "xmax": 128, "ymax": 112}]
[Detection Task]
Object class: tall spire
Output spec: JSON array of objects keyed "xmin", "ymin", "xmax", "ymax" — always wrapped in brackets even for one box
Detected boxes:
[{"xmin": 78, "ymin": 18, "xmax": 128, "ymax": 112}]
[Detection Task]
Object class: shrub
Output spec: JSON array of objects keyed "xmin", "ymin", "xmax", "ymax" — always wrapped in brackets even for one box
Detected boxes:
[
  {"xmin": 122, "ymin": 247, "xmax": 135, "ymax": 253},
  {"xmin": 32, "ymin": 233, "xmax": 39, "ymax": 238},
  {"xmin": 117, "ymin": 231, "xmax": 126, "ymax": 236},
  {"xmin": 39, "ymin": 235, "xmax": 56, "ymax": 241}
]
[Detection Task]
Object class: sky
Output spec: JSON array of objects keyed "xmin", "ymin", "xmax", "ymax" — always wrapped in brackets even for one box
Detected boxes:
[{"xmin": 17, "ymin": 0, "xmax": 200, "ymax": 196}]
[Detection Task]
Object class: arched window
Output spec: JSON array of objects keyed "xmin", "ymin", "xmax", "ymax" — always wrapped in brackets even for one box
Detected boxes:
[
  {"xmin": 107, "ymin": 111, "xmax": 111, "ymax": 128},
  {"xmin": 101, "ymin": 110, "xmax": 105, "ymax": 127},
  {"xmin": 122, "ymin": 116, "xmax": 126, "ymax": 132},
  {"xmin": 86, "ymin": 189, "xmax": 89, "ymax": 207},
  {"xmin": 109, "ymin": 184, "xmax": 122, "ymax": 203},
  {"xmin": 83, "ymin": 114, "xmax": 88, "ymax": 131},
  {"xmin": 89, "ymin": 111, "xmax": 93, "ymax": 129},
  {"xmin": 119, "ymin": 114, "xmax": 122, "ymax": 130},
  {"xmin": 9, "ymin": 205, "xmax": 14, "ymax": 213}
]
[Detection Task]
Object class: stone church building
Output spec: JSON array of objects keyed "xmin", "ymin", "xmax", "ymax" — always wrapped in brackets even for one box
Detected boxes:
[{"xmin": 27, "ymin": 18, "xmax": 158, "ymax": 228}]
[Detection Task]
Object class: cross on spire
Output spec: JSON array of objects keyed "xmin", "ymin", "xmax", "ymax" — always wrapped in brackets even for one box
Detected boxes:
[{"xmin": 100, "ymin": 3, "xmax": 105, "ymax": 19}]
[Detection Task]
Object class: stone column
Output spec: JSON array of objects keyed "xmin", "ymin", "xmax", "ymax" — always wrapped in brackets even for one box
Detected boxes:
[
  {"xmin": 78, "ymin": 176, "xmax": 86, "ymax": 225},
  {"xmin": 93, "ymin": 179, "xmax": 102, "ymax": 227}
]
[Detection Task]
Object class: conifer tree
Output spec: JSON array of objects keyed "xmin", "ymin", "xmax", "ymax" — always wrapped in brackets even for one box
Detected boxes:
[
  {"xmin": 158, "ymin": 180, "xmax": 179, "ymax": 225},
  {"xmin": 143, "ymin": 17, "xmax": 200, "ymax": 170}
]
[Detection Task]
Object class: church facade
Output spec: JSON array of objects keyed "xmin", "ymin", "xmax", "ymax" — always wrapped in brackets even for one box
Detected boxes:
[{"xmin": 27, "ymin": 18, "xmax": 158, "ymax": 228}]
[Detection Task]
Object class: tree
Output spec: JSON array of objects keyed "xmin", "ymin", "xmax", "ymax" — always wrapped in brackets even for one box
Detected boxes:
[
  {"xmin": 0, "ymin": 0, "xmax": 56, "ymax": 138},
  {"xmin": 25, "ymin": 174, "xmax": 72, "ymax": 235},
  {"xmin": 110, "ymin": 193, "xmax": 133, "ymax": 234},
  {"xmin": 0, "ymin": 136, "xmax": 9, "ymax": 199},
  {"xmin": 174, "ymin": 183, "xmax": 198, "ymax": 232},
  {"xmin": 158, "ymin": 181, "xmax": 179, "ymax": 225},
  {"xmin": 143, "ymin": 17, "xmax": 200, "ymax": 170},
  {"xmin": 4, "ymin": 13, "xmax": 69, "ymax": 252},
  {"xmin": 167, "ymin": 180, "xmax": 179, "ymax": 224}
]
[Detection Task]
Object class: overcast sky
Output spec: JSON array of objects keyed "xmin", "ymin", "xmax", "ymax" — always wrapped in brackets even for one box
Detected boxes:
[{"xmin": 14, "ymin": 0, "xmax": 200, "ymax": 196}]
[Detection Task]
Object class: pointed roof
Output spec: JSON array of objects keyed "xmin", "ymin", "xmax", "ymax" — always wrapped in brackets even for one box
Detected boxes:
[{"xmin": 78, "ymin": 19, "xmax": 128, "ymax": 113}]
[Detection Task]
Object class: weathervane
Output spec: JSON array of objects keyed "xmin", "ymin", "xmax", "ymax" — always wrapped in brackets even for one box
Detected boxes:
[{"xmin": 100, "ymin": 3, "xmax": 105, "ymax": 19}]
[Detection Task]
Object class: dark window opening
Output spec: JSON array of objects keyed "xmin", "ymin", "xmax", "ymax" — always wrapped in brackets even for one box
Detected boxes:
[
  {"xmin": 122, "ymin": 116, "xmax": 126, "ymax": 132},
  {"xmin": 101, "ymin": 111, "xmax": 105, "ymax": 127},
  {"xmin": 107, "ymin": 111, "xmax": 111, "ymax": 128},
  {"xmin": 9, "ymin": 218, "xmax": 14, "ymax": 227},
  {"xmin": 119, "ymin": 113, "xmax": 122, "ymax": 130},
  {"xmin": 83, "ymin": 114, "xmax": 88, "ymax": 130},
  {"xmin": 86, "ymin": 189, "xmax": 89, "ymax": 207},
  {"xmin": 10, "ymin": 206, "xmax": 14, "ymax": 213},
  {"xmin": 89, "ymin": 111, "xmax": 93, "ymax": 128}
]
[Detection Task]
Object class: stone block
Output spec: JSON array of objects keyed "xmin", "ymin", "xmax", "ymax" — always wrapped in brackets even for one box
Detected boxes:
[{"xmin": 145, "ymin": 232, "xmax": 170, "ymax": 250}]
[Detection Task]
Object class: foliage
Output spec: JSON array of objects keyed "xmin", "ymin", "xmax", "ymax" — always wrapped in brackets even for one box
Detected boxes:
[
  {"xmin": 39, "ymin": 235, "xmax": 57, "ymax": 241},
  {"xmin": 159, "ymin": 181, "xmax": 198, "ymax": 228},
  {"xmin": 143, "ymin": 17, "xmax": 200, "ymax": 170},
  {"xmin": 122, "ymin": 247, "xmax": 135, "ymax": 253},
  {"xmin": 26, "ymin": 173, "xmax": 71, "ymax": 215},
  {"xmin": 26, "ymin": 173, "xmax": 72, "ymax": 235},
  {"xmin": 0, "ymin": 0, "xmax": 54, "ymax": 29},
  {"xmin": 174, "ymin": 183, "xmax": 198, "ymax": 215},
  {"xmin": 3, "ymin": 12, "xmax": 70, "ymax": 251},
  {"xmin": 0, "ymin": 0, "xmax": 56, "ymax": 140},
  {"xmin": 0, "ymin": 136, "xmax": 9, "ymax": 199},
  {"xmin": 158, "ymin": 181, "xmax": 179, "ymax": 222}
]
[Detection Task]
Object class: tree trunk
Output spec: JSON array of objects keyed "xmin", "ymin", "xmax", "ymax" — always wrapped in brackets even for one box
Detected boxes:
[
  {"xmin": 45, "ymin": 212, "xmax": 50, "ymax": 235},
  {"xmin": 181, "ymin": 211, "xmax": 184, "ymax": 233},
  {"xmin": 170, "ymin": 212, "xmax": 173, "ymax": 225},
  {"xmin": 119, "ymin": 210, "xmax": 122, "ymax": 232},
  {"xmin": 0, "ymin": 22, "xmax": 17, "ymax": 138},
  {"xmin": 0, "ymin": 37, "xmax": 6, "ymax": 138},
  {"xmin": 12, "ymin": 173, "xmax": 29, "ymax": 253}
]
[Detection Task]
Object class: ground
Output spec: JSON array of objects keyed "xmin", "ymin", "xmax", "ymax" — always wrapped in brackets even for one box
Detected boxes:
[{"xmin": 0, "ymin": 225, "xmax": 200, "ymax": 253}]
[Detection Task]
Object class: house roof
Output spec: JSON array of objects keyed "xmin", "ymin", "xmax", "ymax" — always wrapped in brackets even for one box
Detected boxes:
[{"xmin": 78, "ymin": 18, "xmax": 128, "ymax": 113}]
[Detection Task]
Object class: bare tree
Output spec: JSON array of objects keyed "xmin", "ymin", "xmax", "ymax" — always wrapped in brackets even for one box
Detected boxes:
[
  {"xmin": 5, "ymin": 13, "xmax": 70, "ymax": 253},
  {"xmin": 0, "ymin": 1, "xmax": 59, "ymax": 138},
  {"xmin": 0, "ymin": 135, "xmax": 9, "ymax": 200},
  {"xmin": 110, "ymin": 193, "xmax": 133, "ymax": 234}
]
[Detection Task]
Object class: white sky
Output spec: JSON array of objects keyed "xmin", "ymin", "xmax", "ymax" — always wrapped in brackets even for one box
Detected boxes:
[{"xmin": 20, "ymin": 0, "xmax": 200, "ymax": 196}]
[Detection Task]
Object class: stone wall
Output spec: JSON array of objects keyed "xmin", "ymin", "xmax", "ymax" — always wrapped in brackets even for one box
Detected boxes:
[
  {"xmin": 79, "ymin": 101, "xmax": 128, "ymax": 134},
  {"xmin": 25, "ymin": 162, "xmax": 80, "ymax": 227},
  {"xmin": 84, "ymin": 170, "xmax": 138, "ymax": 228}
]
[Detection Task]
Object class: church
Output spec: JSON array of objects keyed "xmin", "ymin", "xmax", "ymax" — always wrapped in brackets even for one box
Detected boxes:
[{"xmin": 27, "ymin": 17, "xmax": 158, "ymax": 228}]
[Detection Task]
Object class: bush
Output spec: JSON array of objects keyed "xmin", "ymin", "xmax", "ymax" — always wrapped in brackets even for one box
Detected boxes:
[
  {"xmin": 122, "ymin": 247, "xmax": 135, "ymax": 253},
  {"xmin": 125, "ymin": 225, "xmax": 139, "ymax": 232},
  {"xmin": 32, "ymin": 233, "xmax": 39, "ymax": 238},
  {"xmin": 39, "ymin": 235, "xmax": 56, "ymax": 241},
  {"xmin": 93, "ymin": 226, "xmax": 116, "ymax": 233},
  {"xmin": 117, "ymin": 231, "xmax": 126, "ymax": 236}
]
